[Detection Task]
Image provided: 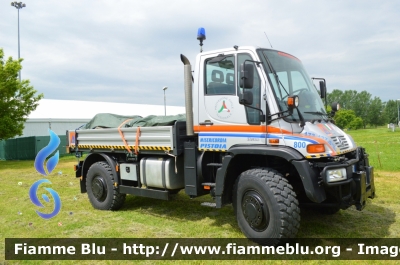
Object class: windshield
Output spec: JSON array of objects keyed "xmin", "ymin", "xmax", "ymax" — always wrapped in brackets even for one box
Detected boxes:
[{"xmin": 257, "ymin": 49, "xmax": 327, "ymax": 122}]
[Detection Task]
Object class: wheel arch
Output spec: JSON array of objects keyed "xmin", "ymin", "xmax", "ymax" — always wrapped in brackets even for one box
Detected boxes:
[
  {"xmin": 80, "ymin": 153, "xmax": 119, "ymax": 193},
  {"xmin": 215, "ymin": 145, "xmax": 326, "ymax": 206}
]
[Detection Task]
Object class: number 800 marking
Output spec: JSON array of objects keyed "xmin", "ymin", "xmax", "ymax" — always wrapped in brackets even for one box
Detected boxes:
[{"xmin": 293, "ymin": 141, "xmax": 306, "ymax": 148}]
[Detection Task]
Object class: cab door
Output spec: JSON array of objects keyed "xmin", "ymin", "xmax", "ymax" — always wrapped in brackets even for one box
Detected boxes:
[
  {"xmin": 196, "ymin": 51, "xmax": 266, "ymax": 151},
  {"xmin": 198, "ymin": 53, "xmax": 247, "ymax": 125}
]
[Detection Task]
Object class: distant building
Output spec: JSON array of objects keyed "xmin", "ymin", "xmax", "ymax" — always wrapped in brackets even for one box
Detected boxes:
[{"xmin": 22, "ymin": 99, "xmax": 185, "ymax": 137}]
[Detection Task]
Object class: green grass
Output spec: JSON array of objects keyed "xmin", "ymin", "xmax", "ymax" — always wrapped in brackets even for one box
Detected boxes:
[
  {"xmin": 346, "ymin": 126, "xmax": 400, "ymax": 171},
  {"xmin": 1, "ymin": 127, "xmax": 399, "ymax": 264}
]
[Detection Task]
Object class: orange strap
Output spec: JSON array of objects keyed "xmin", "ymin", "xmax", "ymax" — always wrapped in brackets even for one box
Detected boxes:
[
  {"xmin": 118, "ymin": 119, "xmax": 133, "ymax": 153},
  {"xmin": 135, "ymin": 127, "xmax": 140, "ymax": 155}
]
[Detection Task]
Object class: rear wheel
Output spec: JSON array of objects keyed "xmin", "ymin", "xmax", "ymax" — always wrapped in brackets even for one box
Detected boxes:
[
  {"xmin": 233, "ymin": 168, "xmax": 300, "ymax": 245},
  {"xmin": 86, "ymin": 161, "xmax": 126, "ymax": 210}
]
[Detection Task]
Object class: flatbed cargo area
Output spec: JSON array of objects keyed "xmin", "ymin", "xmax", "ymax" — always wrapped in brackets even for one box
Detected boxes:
[{"xmin": 68, "ymin": 120, "xmax": 188, "ymax": 155}]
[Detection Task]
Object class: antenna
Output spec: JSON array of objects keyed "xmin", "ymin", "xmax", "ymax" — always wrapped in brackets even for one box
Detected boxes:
[{"xmin": 264, "ymin": 32, "xmax": 273, "ymax": 48}]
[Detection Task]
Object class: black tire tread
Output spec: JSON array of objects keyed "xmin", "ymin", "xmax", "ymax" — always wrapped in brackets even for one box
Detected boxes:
[
  {"xmin": 234, "ymin": 167, "xmax": 300, "ymax": 242},
  {"xmin": 87, "ymin": 161, "xmax": 126, "ymax": 210}
]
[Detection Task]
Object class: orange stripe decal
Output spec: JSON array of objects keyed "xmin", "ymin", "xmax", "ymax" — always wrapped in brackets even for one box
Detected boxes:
[
  {"xmin": 194, "ymin": 125, "xmax": 291, "ymax": 134},
  {"xmin": 291, "ymin": 133, "xmax": 337, "ymax": 155}
]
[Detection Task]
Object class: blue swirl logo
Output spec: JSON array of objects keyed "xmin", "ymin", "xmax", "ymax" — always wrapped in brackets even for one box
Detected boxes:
[
  {"xmin": 29, "ymin": 179, "xmax": 62, "ymax": 219},
  {"xmin": 31, "ymin": 129, "xmax": 61, "ymax": 219},
  {"xmin": 34, "ymin": 129, "xmax": 60, "ymax": 176}
]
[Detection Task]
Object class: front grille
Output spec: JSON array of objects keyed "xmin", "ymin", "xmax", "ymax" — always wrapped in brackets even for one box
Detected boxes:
[{"xmin": 331, "ymin": 136, "xmax": 349, "ymax": 151}]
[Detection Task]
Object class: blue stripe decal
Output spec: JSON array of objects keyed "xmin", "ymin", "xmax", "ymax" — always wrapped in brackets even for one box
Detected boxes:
[
  {"xmin": 267, "ymin": 135, "xmax": 282, "ymax": 139},
  {"xmin": 199, "ymin": 133, "xmax": 318, "ymax": 144},
  {"xmin": 283, "ymin": 136, "xmax": 318, "ymax": 144},
  {"xmin": 199, "ymin": 133, "xmax": 267, "ymax": 138}
]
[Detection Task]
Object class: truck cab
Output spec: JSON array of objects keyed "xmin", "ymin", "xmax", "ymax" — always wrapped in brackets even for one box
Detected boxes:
[
  {"xmin": 69, "ymin": 44, "xmax": 375, "ymax": 246},
  {"xmin": 194, "ymin": 46, "xmax": 345, "ymax": 155}
]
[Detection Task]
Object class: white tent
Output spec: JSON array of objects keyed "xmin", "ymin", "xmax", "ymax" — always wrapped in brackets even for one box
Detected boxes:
[{"xmin": 22, "ymin": 99, "xmax": 185, "ymax": 137}]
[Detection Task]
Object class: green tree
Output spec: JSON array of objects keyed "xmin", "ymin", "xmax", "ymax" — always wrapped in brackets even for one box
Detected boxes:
[
  {"xmin": 0, "ymin": 48, "xmax": 43, "ymax": 140},
  {"xmin": 328, "ymin": 89, "xmax": 373, "ymax": 128},
  {"xmin": 334, "ymin": 109, "xmax": 357, "ymax": 129},
  {"xmin": 366, "ymin": 97, "xmax": 385, "ymax": 127},
  {"xmin": 383, "ymin": 100, "xmax": 398, "ymax": 124},
  {"xmin": 349, "ymin": 117, "xmax": 363, "ymax": 130},
  {"xmin": 327, "ymin": 89, "xmax": 343, "ymax": 107},
  {"xmin": 351, "ymin": 90, "xmax": 371, "ymax": 128},
  {"xmin": 341, "ymin": 90, "xmax": 358, "ymax": 110}
]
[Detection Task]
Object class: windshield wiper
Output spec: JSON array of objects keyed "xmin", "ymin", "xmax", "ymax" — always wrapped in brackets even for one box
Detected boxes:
[
  {"xmin": 303, "ymin": 111, "xmax": 331, "ymax": 122},
  {"xmin": 304, "ymin": 111, "xmax": 329, "ymax": 116},
  {"xmin": 262, "ymin": 51, "xmax": 305, "ymax": 127},
  {"xmin": 261, "ymin": 52, "xmax": 289, "ymax": 99}
]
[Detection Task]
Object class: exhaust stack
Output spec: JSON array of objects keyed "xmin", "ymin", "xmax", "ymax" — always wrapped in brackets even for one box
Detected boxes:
[{"xmin": 180, "ymin": 54, "xmax": 194, "ymax": 136}]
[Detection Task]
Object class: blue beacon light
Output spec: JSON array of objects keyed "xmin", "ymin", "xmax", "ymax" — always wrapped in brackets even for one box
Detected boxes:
[{"xmin": 197, "ymin": 27, "xmax": 206, "ymax": 52}]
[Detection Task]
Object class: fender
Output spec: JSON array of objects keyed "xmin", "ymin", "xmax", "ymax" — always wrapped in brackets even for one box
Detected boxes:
[
  {"xmin": 79, "ymin": 153, "xmax": 120, "ymax": 193},
  {"xmin": 214, "ymin": 144, "xmax": 326, "ymax": 207}
]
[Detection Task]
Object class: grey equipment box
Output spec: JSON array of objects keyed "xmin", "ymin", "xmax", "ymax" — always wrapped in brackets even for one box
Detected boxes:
[
  {"xmin": 140, "ymin": 157, "xmax": 184, "ymax": 190},
  {"xmin": 120, "ymin": 163, "xmax": 139, "ymax": 181}
]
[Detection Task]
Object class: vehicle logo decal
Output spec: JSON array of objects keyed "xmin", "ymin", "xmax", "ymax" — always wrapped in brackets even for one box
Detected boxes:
[
  {"xmin": 218, "ymin": 100, "xmax": 230, "ymax": 113},
  {"xmin": 215, "ymin": 97, "xmax": 233, "ymax": 119}
]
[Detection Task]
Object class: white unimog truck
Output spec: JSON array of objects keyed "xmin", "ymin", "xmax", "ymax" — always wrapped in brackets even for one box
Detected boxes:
[{"xmin": 67, "ymin": 29, "xmax": 375, "ymax": 245}]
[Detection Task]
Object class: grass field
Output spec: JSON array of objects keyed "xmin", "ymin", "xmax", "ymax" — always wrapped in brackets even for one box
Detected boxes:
[
  {"xmin": 0, "ymin": 127, "xmax": 399, "ymax": 264},
  {"xmin": 345, "ymin": 127, "xmax": 400, "ymax": 172}
]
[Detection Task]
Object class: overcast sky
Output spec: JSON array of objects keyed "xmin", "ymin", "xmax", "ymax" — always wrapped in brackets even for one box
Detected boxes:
[{"xmin": 1, "ymin": 0, "xmax": 399, "ymax": 107}]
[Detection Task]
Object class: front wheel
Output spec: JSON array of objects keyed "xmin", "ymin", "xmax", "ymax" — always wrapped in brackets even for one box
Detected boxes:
[
  {"xmin": 86, "ymin": 161, "xmax": 126, "ymax": 210},
  {"xmin": 233, "ymin": 168, "xmax": 300, "ymax": 245}
]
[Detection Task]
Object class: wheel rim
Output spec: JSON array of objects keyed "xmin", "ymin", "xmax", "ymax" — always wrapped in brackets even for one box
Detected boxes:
[
  {"xmin": 241, "ymin": 190, "xmax": 269, "ymax": 231},
  {"xmin": 91, "ymin": 175, "xmax": 108, "ymax": 202}
]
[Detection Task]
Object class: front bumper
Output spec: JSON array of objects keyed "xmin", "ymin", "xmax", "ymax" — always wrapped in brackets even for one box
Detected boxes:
[
  {"xmin": 320, "ymin": 147, "xmax": 375, "ymax": 210},
  {"xmin": 352, "ymin": 166, "xmax": 375, "ymax": 210}
]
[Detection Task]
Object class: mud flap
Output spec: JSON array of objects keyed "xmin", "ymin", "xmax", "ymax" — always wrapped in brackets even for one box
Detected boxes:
[{"xmin": 74, "ymin": 161, "xmax": 86, "ymax": 193}]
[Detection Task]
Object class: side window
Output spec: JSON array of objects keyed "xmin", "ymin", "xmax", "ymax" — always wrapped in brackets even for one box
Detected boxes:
[
  {"xmin": 205, "ymin": 56, "xmax": 235, "ymax": 95},
  {"xmin": 237, "ymin": 54, "xmax": 261, "ymax": 125}
]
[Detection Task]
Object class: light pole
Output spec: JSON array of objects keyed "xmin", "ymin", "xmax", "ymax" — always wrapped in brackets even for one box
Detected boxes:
[
  {"xmin": 11, "ymin": 1, "xmax": 26, "ymax": 82},
  {"xmin": 397, "ymin": 99, "xmax": 400, "ymax": 127},
  {"xmin": 163, "ymin": 86, "xmax": 168, "ymax": 116}
]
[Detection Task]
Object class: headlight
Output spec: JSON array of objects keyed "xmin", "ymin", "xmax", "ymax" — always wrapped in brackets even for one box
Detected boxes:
[{"xmin": 326, "ymin": 168, "xmax": 347, "ymax": 183}]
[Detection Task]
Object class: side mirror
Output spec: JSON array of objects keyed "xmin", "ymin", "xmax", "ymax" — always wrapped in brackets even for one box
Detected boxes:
[
  {"xmin": 319, "ymin": 81, "xmax": 326, "ymax": 98},
  {"xmin": 240, "ymin": 63, "xmax": 254, "ymax": 89},
  {"xmin": 239, "ymin": 91, "xmax": 253, "ymax": 105}
]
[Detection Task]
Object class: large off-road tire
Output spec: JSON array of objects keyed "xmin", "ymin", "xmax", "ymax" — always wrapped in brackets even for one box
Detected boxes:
[
  {"xmin": 233, "ymin": 168, "xmax": 300, "ymax": 246},
  {"xmin": 86, "ymin": 161, "xmax": 126, "ymax": 210}
]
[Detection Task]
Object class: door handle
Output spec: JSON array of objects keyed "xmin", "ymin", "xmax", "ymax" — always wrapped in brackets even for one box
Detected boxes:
[{"xmin": 199, "ymin": 121, "xmax": 214, "ymax": 125}]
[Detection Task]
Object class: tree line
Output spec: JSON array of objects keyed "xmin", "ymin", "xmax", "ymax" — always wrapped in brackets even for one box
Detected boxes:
[{"xmin": 327, "ymin": 89, "xmax": 398, "ymax": 130}]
